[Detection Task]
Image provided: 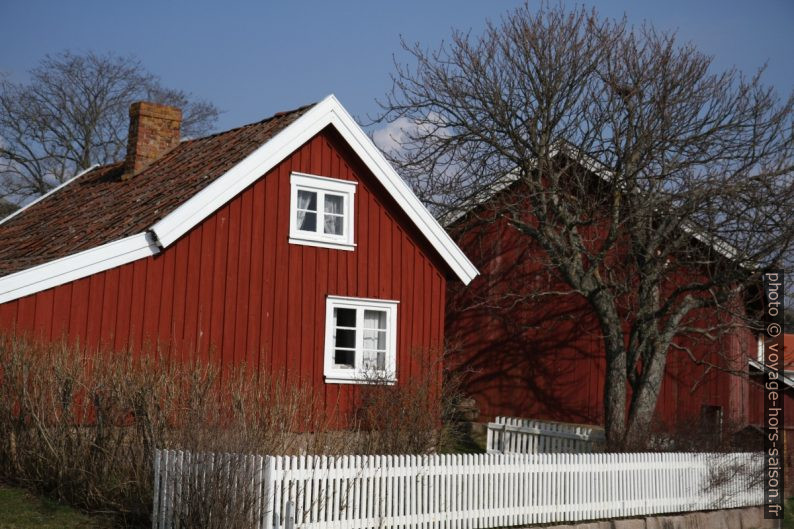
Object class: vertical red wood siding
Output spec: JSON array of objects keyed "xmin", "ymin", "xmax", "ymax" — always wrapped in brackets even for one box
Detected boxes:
[
  {"xmin": 447, "ymin": 207, "xmax": 755, "ymax": 432},
  {"xmin": 0, "ymin": 127, "xmax": 450, "ymax": 414}
]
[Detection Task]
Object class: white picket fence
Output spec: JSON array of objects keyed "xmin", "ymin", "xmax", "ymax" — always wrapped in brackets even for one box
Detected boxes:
[
  {"xmin": 152, "ymin": 449, "xmax": 763, "ymax": 529},
  {"xmin": 487, "ymin": 416, "xmax": 605, "ymax": 454}
]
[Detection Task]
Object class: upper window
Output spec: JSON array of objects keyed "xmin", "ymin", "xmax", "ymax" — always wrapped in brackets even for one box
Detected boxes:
[
  {"xmin": 289, "ymin": 172, "xmax": 357, "ymax": 250},
  {"xmin": 324, "ymin": 295, "xmax": 398, "ymax": 384}
]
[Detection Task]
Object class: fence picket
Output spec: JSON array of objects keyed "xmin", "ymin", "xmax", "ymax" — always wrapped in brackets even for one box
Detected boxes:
[{"xmin": 152, "ymin": 451, "xmax": 161, "ymax": 529}]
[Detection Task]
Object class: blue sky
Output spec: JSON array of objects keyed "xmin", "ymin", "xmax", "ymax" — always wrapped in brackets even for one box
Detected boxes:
[{"xmin": 1, "ymin": 1, "xmax": 792, "ymax": 135}]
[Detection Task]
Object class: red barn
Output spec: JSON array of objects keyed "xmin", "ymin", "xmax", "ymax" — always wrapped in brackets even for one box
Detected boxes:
[
  {"xmin": 445, "ymin": 154, "xmax": 762, "ymax": 440},
  {"xmin": 0, "ymin": 96, "xmax": 478, "ymax": 414}
]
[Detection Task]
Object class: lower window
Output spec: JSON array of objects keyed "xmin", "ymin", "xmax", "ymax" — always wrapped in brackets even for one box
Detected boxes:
[{"xmin": 324, "ymin": 295, "xmax": 398, "ymax": 384}]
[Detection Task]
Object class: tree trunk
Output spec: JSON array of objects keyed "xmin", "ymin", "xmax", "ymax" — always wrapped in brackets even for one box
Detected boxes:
[
  {"xmin": 624, "ymin": 347, "xmax": 668, "ymax": 447},
  {"xmin": 604, "ymin": 349, "xmax": 627, "ymax": 448},
  {"xmin": 591, "ymin": 290, "xmax": 628, "ymax": 448}
]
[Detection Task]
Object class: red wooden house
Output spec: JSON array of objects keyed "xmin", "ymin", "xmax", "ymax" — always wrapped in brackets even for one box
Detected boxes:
[
  {"xmin": 0, "ymin": 96, "xmax": 478, "ymax": 414},
  {"xmin": 445, "ymin": 154, "xmax": 764, "ymax": 440}
]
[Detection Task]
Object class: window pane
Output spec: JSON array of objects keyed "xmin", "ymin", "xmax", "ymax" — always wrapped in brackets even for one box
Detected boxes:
[
  {"xmin": 335, "ymin": 308, "xmax": 356, "ymax": 328},
  {"xmin": 335, "ymin": 329, "xmax": 355, "ymax": 349},
  {"xmin": 362, "ymin": 350, "xmax": 385, "ymax": 371},
  {"xmin": 335, "ymin": 349, "xmax": 355, "ymax": 368},
  {"xmin": 324, "ymin": 194, "xmax": 343, "ymax": 215},
  {"xmin": 297, "ymin": 210, "xmax": 316, "ymax": 232},
  {"xmin": 363, "ymin": 310, "xmax": 386, "ymax": 329},
  {"xmin": 363, "ymin": 330, "xmax": 386, "ymax": 351},
  {"xmin": 297, "ymin": 190, "xmax": 317, "ymax": 211},
  {"xmin": 323, "ymin": 214, "xmax": 343, "ymax": 235}
]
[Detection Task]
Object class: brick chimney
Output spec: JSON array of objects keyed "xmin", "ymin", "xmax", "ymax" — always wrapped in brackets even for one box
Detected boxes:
[{"xmin": 123, "ymin": 101, "xmax": 182, "ymax": 178}]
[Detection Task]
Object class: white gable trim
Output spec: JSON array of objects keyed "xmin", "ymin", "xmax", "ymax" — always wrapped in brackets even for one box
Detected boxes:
[
  {"xmin": 0, "ymin": 232, "xmax": 160, "ymax": 304},
  {"xmin": 150, "ymin": 95, "xmax": 478, "ymax": 284},
  {"xmin": 0, "ymin": 164, "xmax": 99, "ymax": 227}
]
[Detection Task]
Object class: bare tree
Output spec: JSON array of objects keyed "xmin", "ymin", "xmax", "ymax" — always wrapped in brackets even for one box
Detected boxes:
[
  {"xmin": 376, "ymin": 4, "xmax": 794, "ymax": 448},
  {"xmin": 0, "ymin": 51, "xmax": 219, "ymax": 204}
]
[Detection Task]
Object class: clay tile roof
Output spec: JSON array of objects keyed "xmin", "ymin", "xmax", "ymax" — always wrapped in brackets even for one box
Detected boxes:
[{"xmin": 0, "ymin": 103, "xmax": 315, "ymax": 278}]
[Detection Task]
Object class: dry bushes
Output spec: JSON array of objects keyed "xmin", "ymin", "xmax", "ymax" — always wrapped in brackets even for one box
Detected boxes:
[
  {"xmin": 354, "ymin": 356, "xmax": 466, "ymax": 454},
  {"xmin": 0, "ymin": 336, "xmax": 326, "ymax": 525},
  {"xmin": 0, "ymin": 335, "xmax": 459, "ymax": 526},
  {"xmin": 644, "ymin": 415, "xmax": 760, "ymax": 453}
]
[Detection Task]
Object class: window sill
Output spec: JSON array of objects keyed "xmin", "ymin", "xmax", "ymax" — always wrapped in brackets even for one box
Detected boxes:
[
  {"xmin": 324, "ymin": 375, "xmax": 397, "ymax": 385},
  {"xmin": 288, "ymin": 236, "xmax": 356, "ymax": 251}
]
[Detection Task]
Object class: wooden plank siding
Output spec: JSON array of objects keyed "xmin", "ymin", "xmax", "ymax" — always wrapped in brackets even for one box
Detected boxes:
[
  {"xmin": 0, "ymin": 126, "xmax": 450, "ymax": 415},
  {"xmin": 446, "ymin": 205, "xmax": 757, "ymax": 432}
]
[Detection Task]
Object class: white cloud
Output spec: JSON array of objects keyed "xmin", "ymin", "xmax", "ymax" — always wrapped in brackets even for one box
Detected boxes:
[
  {"xmin": 372, "ymin": 116, "xmax": 417, "ymax": 155},
  {"xmin": 372, "ymin": 112, "xmax": 451, "ymax": 155}
]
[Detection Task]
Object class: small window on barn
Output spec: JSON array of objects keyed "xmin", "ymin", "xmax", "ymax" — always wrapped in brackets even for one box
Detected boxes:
[
  {"xmin": 324, "ymin": 295, "xmax": 398, "ymax": 384},
  {"xmin": 289, "ymin": 172, "xmax": 356, "ymax": 250}
]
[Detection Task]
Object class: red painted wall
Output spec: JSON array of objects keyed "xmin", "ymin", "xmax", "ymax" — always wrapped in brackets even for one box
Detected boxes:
[
  {"xmin": 748, "ymin": 377, "xmax": 794, "ymax": 426},
  {"xmin": 0, "ymin": 127, "xmax": 449, "ymax": 415},
  {"xmin": 446, "ymin": 200, "xmax": 756, "ymax": 434}
]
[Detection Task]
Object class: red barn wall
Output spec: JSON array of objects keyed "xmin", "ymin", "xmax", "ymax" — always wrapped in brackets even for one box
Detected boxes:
[
  {"xmin": 447, "ymin": 205, "xmax": 755, "ymax": 432},
  {"xmin": 748, "ymin": 376, "xmax": 794, "ymax": 426},
  {"xmin": 446, "ymin": 212, "xmax": 607, "ymax": 425},
  {"xmin": 0, "ymin": 127, "xmax": 449, "ymax": 415}
]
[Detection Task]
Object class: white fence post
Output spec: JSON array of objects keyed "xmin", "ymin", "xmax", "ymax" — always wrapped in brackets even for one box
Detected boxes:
[{"xmin": 262, "ymin": 455, "xmax": 275, "ymax": 529}]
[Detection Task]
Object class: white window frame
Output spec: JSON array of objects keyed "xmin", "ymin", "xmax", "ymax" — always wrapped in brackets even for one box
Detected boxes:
[
  {"xmin": 324, "ymin": 295, "xmax": 398, "ymax": 384},
  {"xmin": 289, "ymin": 172, "xmax": 357, "ymax": 250},
  {"xmin": 757, "ymin": 333, "xmax": 765, "ymax": 363}
]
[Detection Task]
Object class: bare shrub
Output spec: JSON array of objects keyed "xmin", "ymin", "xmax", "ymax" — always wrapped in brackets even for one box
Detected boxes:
[
  {"xmin": 643, "ymin": 415, "xmax": 760, "ymax": 453},
  {"xmin": 0, "ymin": 335, "xmax": 332, "ymax": 526},
  {"xmin": 0, "ymin": 335, "xmax": 457, "ymax": 526},
  {"xmin": 168, "ymin": 452, "xmax": 265, "ymax": 529},
  {"xmin": 353, "ymin": 352, "xmax": 467, "ymax": 454}
]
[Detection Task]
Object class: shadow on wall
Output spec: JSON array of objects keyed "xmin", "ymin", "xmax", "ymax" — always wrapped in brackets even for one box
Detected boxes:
[
  {"xmin": 448, "ymin": 299, "xmax": 605, "ymax": 424},
  {"xmin": 446, "ymin": 220, "xmax": 606, "ymax": 425}
]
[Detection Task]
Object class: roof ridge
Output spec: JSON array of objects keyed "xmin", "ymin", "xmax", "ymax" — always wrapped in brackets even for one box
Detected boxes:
[{"xmin": 180, "ymin": 102, "xmax": 318, "ymax": 144}]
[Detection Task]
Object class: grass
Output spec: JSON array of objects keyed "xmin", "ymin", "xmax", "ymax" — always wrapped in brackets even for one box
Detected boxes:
[{"xmin": 0, "ymin": 485, "xmax": 113, "ymax": 529}]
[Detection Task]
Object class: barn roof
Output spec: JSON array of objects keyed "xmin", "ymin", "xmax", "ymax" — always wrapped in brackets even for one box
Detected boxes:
[{"xmin": 0, "ymin": 95, "xmax": 478, "ymax": 303}]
